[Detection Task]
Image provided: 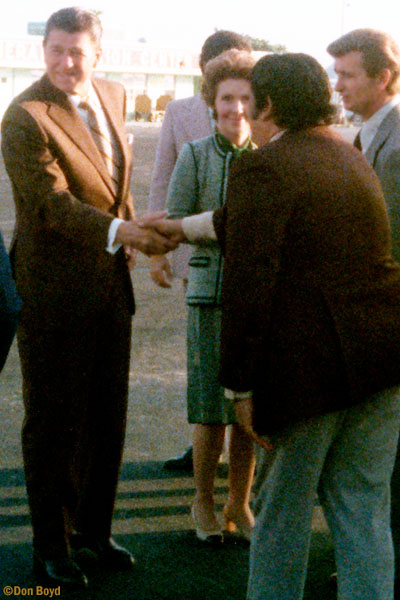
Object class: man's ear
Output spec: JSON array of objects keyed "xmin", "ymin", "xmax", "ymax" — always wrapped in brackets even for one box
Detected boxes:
[
  {"xmin": 257, "ymin": 97, "xmax": 273, "ymax": 121},
  {"xmin": 378, "ymin": 67, "xmax": 392, "ymax": 91},
  {"xmin": 93, "ymin": 47, "xmax": 102, "ymax": 68}
]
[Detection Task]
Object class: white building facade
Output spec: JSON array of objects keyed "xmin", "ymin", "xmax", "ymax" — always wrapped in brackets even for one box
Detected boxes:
[{"xmin": 0, "ymin": 35, "xmax": 202, "ymax": 118}]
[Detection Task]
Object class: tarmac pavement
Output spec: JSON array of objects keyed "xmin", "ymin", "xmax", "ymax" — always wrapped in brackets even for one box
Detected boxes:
[{"xmin": 0, "ymin": 123, "xmax": 360, "ymax": 599}]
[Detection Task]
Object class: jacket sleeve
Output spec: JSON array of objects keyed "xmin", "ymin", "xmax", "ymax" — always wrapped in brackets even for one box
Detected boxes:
[
  {"xmin": 1, "ymin": 103, "xmax": 113, "ymax": 251},
  {"xmin": 212, "ymin": 207, "xmax": 226, "ymax": 252},
  {"xmin": 377, "ymin": 147, "xmax": 400, "ymax": 262},
  {"xmin": 218, "ymin": 155, "xmax": 285, "ymax": 392},
  {"xmin": 0, "ymin": 231, "xmax": 20, "ymax": 373},
  {"xmin": 166, "ymin": 143, "xmax": 199, "ymax": 218},
  {"xmin": 148, "ymin": 102, "xmax": 178, "ymax": 212}
]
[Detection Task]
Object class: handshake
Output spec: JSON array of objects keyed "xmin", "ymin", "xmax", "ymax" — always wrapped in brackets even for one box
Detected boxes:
[{"xmin": 115, "ymin": 212, "xmax": 186, "ymax": 258}]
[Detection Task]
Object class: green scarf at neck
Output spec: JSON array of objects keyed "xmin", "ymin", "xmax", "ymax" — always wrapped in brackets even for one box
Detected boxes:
[{"xmin": 215, "ymin": 132, "xmax": 255, "ymax": 159}]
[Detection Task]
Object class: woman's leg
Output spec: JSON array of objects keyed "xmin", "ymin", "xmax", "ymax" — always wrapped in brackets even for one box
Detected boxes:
[
  {"xmin": 192, "ymin": 423, "xmax": 226, "ymax": 529},
  {"xmin": 224, "ymin": 424, "xmax": 256, "ymax": 534}
]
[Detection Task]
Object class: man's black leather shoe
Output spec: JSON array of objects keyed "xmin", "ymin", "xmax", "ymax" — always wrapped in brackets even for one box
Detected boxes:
[
  {"xmin": 329, "ymin": 572, "xmax": 337, "ymax": 590},
  {"xmin": 395, "ymin": 576, "xmax": 400, "ymax": 598},
  {"xmin": 33, "ymin": 555, "xmax": 88, "ymax": 587},
  {"xmin": 163, "ymin": 446, "xmax": 193, "ymax": 472},
  {"xmin": 71, "ymin": 535, "xmax": 135, "ymax": 570}
]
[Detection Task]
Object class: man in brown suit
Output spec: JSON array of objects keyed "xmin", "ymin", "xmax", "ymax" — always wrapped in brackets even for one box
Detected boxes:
[{"xmin": 1, "ymin": 7, "xmax": 176, "ymax": 588}]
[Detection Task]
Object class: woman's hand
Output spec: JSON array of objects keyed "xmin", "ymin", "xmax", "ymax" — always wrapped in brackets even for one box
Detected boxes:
[
  {"xmin": 150, "ymin": 255, "xmax": 173, "ymax": 288},
  {"xmin": 138, "ymin": 215, "xmax": 187, "ymax": 244},
  {"xmin": 124, "ymin": 246, "xmax": 137, "ymax": 270},
  {"xmin": 233, "ymin": 397, "xmax": 274, "ymax": 451}
]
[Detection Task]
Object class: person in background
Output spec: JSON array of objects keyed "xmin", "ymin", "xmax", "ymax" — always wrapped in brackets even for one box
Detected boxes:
[
  {"xmin": 327, "ymin": 29, "xmax": 400, "ymax": 260},
  {"xmin": 327, "ymin": 28, "xmax": 400, "ymax": 589},
  {"xmin": 166, "ymin": 49, "xmax": 256, "ymax": 544},
  {"xmin": 148, "ymin": 30, "xmax": 252, "ymax": 472},
  {"xmin": 0, "ymin": 229, "xmax": 20, "ymax": 372},
  {"xmin": 1, "ymin": 7, "xmax": 175, "ymax": 588}
]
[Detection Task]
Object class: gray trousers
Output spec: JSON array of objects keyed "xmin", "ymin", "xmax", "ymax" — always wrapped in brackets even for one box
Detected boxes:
[{"xmin": 248, "ymin": 388, "xmax": 400, "ymax": 600}]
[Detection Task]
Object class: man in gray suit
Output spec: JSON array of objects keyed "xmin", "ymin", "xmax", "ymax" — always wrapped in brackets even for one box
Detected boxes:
[
  {"xmin": 328, "ymin": 28, "xmax": 400, "ymax": 580},
  {"xmin": 148, "ymin": 30, "xmax": 251, "ymax": 471},
  {"xmin": 328, "ymin": 29, "xmax": 400, "ymax": 260}
]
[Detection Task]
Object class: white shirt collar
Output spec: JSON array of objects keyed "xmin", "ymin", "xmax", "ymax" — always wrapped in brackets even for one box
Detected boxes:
[
  {"xmin": 270, "ymin": 130, "xmax": 285, "ymax": 143},
  {"xmin": 360, "ymin": 94, "xmax": 400, "ymax": 153},
  {"xmin": 68, "ymin": 82, "xmax": 100, "ymax": 111}
]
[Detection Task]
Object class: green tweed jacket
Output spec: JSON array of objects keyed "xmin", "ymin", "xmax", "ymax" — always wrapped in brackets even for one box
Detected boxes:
[{"xmin": 167, "ymin": 133, "xmax": 252, "ymax": 305}]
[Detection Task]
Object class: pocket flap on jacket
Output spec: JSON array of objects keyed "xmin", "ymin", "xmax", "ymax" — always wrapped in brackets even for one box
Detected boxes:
[{"xmin": 188, "ymin": 256, "xmax": 211, "ymax": 268}]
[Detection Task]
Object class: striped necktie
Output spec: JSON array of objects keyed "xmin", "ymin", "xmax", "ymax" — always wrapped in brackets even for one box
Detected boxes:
[{"xmin": 79, "ymin": 99, "xmax": 121, "ymax": 195}]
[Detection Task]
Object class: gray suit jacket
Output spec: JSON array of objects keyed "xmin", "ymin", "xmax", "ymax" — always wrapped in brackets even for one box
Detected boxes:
[
  {"xmin": 148, "ymin": 94, "xmax": 212, "ymax": 277},
  {"xmin": 365, "ymin": 104, "xmax": 400, "ymax": 261}
]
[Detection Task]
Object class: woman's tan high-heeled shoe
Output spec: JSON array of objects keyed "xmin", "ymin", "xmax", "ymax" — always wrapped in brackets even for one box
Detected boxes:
[
  {"xmin": 191, "ymin": 505, "xmax": 224, "ymax": 545},
  {"xmin": 223, "ymin": 506, "xmax": 254, "ymax": 542}
]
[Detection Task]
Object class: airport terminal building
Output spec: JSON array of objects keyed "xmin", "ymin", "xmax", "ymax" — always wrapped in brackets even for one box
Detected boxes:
[{"xmin": 0, "ymin": 34, "xmax": 203, "ymax": 118}]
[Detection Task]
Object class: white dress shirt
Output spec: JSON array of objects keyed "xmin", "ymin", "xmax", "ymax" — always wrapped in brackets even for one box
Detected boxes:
[
  {"xmin": 359, "ymin": 94, "xmax": 400, "ymax": 153},
  {"xmin": 69, "ymin": 85, "xmax": 124, "ymax": 255}
]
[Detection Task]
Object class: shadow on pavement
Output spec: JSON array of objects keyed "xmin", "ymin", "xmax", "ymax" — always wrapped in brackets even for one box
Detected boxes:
[{"xmin": 0, "ymin": 460, "xmax": 336, "ymax": 599}]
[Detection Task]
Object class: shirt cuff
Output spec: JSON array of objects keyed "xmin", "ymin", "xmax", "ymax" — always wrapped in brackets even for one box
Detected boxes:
[
  {"xmin": 182, "ymin": 212, "xmax": 217, "ymax": 242},
  {"xmin": 106, "ymin": 218, "xmax": 124, "ymax": 254},
  {"xmin": 224, "ymin": 389, "xmax": 253, "ymax": 401}
]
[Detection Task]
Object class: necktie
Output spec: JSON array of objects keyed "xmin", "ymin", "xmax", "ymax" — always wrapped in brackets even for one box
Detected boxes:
[
  {"xmin": 79, "ymin": 100, "xmax": 121, "ymax": 194},
  {"xmin": 353, "ymin": 130, "xmax": 362, "ymax": 151}
]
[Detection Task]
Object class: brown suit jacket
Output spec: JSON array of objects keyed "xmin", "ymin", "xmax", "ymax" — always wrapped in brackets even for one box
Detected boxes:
[
  {"xmin": 1, "ymin": 74, "xmax": 135, "ymax": 324},
  {"xmin": 1, "ymin": 75, "xmax": 136, "ymax": 549},
  {"xmin": 216, "ymin": 126, "xmax": 400, "ymax": 435}
]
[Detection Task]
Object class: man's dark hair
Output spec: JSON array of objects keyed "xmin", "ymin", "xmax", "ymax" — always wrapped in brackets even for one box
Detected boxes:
[
  {"xmin": 252, "ymin": 53, "xmax": 336, "ymax": 130},
  {"xmin": 44, "ymin": 7, "xmax": 103, "ymax": 48},
  {"xmin": 199, "ymin": 30, "xmax": 252, "ymax": 73},
  {"xmin": 327, "ymin": 29, "xmax": 400, "ymax": 94}
]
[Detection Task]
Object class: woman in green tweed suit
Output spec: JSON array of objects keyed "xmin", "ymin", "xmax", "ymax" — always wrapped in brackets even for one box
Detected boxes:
[{"xmin": 167, "ymin": 49, "xmax": 257, "ymax": 543}]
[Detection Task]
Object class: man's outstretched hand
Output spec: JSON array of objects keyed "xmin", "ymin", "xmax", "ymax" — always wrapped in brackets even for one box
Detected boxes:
[
  {"xmin": 116, "ymin": 212, "xmax": 179, "ymax": 256},
  {"xmin": 137, "ymin": 215, "xmax": 187, "ymax": 244}
]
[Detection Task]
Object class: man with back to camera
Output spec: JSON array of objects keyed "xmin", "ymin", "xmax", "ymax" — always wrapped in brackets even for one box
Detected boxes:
[
  {"xmin": 148, "ymin": 30, "xmax": 252, "ymax": 471},
  {"xmin": 328, "ymin": 29, "xmax": 400, "ymax": 584},
  {"xmin": 144, "ymin": 50, "xmax": 400, "ymax": 598},
  {"xmin": 1, "ymin": 7, "xmax": 176, "ymax": 588}
]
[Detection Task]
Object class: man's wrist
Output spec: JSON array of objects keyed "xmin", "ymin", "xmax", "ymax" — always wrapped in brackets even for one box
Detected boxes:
[
  {"xmin": 107, "ymin": 218, "xmax": 125, "ymax": 254},
  {"xmin": 182, "ymin": 212, "xmax": 216, "ymax": 241}
]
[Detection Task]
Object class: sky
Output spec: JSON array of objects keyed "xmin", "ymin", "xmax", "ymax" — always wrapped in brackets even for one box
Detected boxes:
[{"xmin": 1, "ymin": 0, "xmax": 400, "ymax": 67}]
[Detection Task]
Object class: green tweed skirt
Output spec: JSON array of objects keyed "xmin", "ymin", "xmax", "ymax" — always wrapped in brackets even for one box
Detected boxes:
[{"xmin": 186, "ymin": 305, "xmax": 237, "ymax": 424}]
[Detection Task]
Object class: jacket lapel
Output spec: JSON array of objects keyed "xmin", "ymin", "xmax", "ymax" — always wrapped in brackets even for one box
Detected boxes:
[
  {"xmin": 365, "ymin": 105, "xmax": 400, "ymax": 169},
  {"xmin": 42, "ymin": 76, "xmax": 123, "ymax": 200}
]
